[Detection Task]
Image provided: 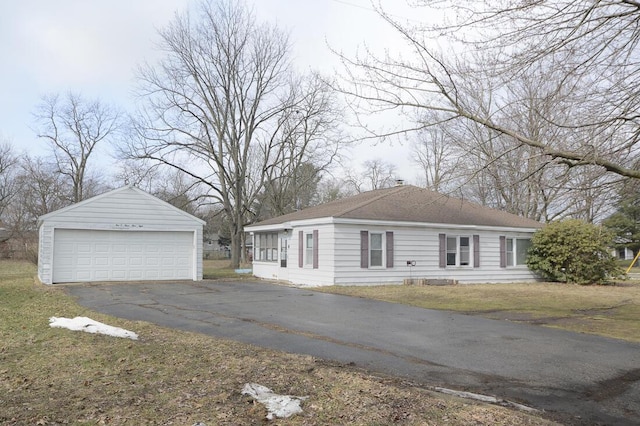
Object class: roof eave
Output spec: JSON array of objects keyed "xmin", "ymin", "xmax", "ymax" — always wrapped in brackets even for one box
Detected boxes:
[{"xmin": 246, "ymin": 216, "xmax": 541, "ymax": 233}]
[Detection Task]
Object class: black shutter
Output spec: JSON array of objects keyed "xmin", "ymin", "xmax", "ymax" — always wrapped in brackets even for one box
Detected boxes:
[
  {"xmin": 439, "ymin": 233, "xmax": 446, "ymax": 268},
  {"xmin": 473, "ymin": 234, "xmax": 480, "ymax": 268},
  {"xmin": 499, "ymin": 236, "xmax": 506, "ymax": 268},
  {"xmin": 298, "ymin": 231, "xmax": 304, "ymax": 268},
  {"xmin": 360, "ymin": 231, "xmax": 369, "ymax": 268},
  {"xmin": 312, "ymin": 230, "xmax": 319, "ymax": 269},
  {"xmin": 386, "ymin": 231, "xmax": 394, "ymax": 268}
]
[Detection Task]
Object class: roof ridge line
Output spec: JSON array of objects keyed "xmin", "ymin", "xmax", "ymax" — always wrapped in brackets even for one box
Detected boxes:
[{"xmin": 335, "ymin": 186, "xmax": 409, "ymax": 218}]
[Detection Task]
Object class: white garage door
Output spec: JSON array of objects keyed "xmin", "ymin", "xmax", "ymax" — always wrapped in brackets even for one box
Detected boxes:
[{"xmin": 52, "ymin": 229, "xmax": 194, "ymax": 283}]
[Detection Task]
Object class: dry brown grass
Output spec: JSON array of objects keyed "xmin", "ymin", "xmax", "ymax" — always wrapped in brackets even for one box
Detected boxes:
[
  {"xmin": 316, "ymin": 281, "xmax": 640, "ymax": 342},
  {"xmin": 0, "ymin": 261, "xmax": 558, "ymax": 425},
  {"xmin": 202, "ymin": 259, "xmax": 252, "ymax": 279}
]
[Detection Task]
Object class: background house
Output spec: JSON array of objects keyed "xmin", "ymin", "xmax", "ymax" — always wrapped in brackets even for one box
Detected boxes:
[
  {"xmin": 245, "ymin": 185, "xmax": 542, "ymax": 286},
  {"xmin": 0, "ymin": 223, "xmax": 9, "ymax": 259},
  {"xmin": 38, "ymin": 185, "xmax": 204, "ymax": 284}
]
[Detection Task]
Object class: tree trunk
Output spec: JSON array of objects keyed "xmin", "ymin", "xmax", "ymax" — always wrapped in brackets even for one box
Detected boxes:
[{"xmin": 230, "ymin": 228, "xmax": 243, "ymax": 269}]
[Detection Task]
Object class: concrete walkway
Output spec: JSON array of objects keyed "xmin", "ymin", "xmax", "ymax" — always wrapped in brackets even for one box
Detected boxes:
[{"xmin": 65, "ymin": 280, "xmax": 640, "ymax": 425}]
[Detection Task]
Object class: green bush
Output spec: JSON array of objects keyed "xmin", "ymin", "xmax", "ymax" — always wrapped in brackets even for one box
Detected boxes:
[{"xmin": 526, "ymin": 219, "xmax": 620, "ymax": 284}]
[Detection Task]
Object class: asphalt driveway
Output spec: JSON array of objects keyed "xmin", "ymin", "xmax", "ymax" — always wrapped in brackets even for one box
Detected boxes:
[{"xmin": 65, "ymin": 280, "xmax": 640, "ymax": 425}]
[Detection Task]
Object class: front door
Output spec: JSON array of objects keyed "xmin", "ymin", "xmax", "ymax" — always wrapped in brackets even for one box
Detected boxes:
[{"xmin": 280, "ymin": 237, "xmax": 288, "ymax": 268}]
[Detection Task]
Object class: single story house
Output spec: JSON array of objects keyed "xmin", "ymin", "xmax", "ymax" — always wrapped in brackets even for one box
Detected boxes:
[
  {"xmin": 38, "ymin": 185, "xmax": 204, "ymax": 284},
  {"xmin": 0, "ymin": 223, "xmax": 9, "ymax": 258},
  {"xmin": 245, "ymin": 185, "xmax": 543, "ymax": 286}
]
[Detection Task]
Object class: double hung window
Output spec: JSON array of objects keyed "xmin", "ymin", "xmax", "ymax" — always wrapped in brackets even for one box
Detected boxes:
[
  {"xmin": 505, "ymin": 238, "xmax": 531, "ymax": 266},
  {"xmin": 255, "ymin": 232, "xmax": 278, "ymax": 262},
  {"xmin": 360, "ymin": 230, "xmax": 394, "ymax": 269},
  {"xmin": 446, "ymin": 236, "xmax": 471, "ymax": 266},
  {"xmin": 370, "ymin": 233, "xmax": 384, "ymax": 267},
  {"xmin": 305, "ymin": 233, "xmax": 314, "ymax": 266}
]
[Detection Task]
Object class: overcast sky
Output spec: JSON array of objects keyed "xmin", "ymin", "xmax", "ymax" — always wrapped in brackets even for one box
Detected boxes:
[{"xmin": 0, "ymin": 0, "xmax": 428, "ymax": 184}]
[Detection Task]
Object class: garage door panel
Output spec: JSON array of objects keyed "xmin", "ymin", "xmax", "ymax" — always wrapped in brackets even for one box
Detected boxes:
[
  {"xmin": 145, "ymin": 270, "xmax": 159, "ymax": 280},
  {"xmin": 129, "ymin": 270, "xmax": 144, "ymax": 280},
  {"xmin": 94, "ymin": 256, "xmax": 109, "ymax": 266},
  {"xmin": 53, "ymin": 230, "xmax": 194, "ymax": 283},
  {"xmin": 112, "ymin": 257, "xmax": 127, "ymax": 266},
  {"xmin": 94, "ymin": 270, "xmax": 110, "ymax": 280},
  {"xmin": 95, "ymin": 243, "xmax": 110, "ymax": 253},
  {"xmin": 175, "ymin": 270, "xmax": 190, "ymax": 279},
  {"xmin": 77, "ymin": 256, "xmax": 92, "ymax": 267},
  {"xmin": 113, "ymin": 244, "xmax": 127, "ymax": 254}
]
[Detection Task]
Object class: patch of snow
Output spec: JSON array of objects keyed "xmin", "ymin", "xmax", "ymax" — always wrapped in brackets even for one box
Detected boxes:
[
  {"xmin": 242, "ymin": 383, "xmax": 308, "ymax": 420},
  {"xmin": 433, "ymin": 387, "xmax": 499, "ymax": 403},
  {"xmin": 432, "ymin": 386, "xmax": 539, "ymax": 413},
  {"xmin": 49, "ymin": 316, "xmax": 138, "ymax": 340}
]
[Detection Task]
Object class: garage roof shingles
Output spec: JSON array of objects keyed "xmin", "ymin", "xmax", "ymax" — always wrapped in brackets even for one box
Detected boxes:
[{"xmin": 253, "ymin": 185, "xmax": 542, "ymax": 229}]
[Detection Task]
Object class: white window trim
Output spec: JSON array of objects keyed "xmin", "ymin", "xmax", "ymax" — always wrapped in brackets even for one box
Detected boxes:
[
  {"xmin": 255, "ymin": 232, "xmax": 278, "ymax": 263},
  {"xmin": 506, "ymin": 237, "xmax": 531, "ymax": 267},
  {"xmin": 446, "ymin": 235, "xmax": 473, "ymax": 268},
  {"xmin": 305, "ymin": 233, "xmax": 314, "ymax": 266},
  {"xmin": 369, "ymin": 232, "xmax": 386, "ymax": 269}
]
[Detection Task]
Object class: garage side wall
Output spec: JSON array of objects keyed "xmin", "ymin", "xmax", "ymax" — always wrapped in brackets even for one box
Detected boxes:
[
  {"xmin": 194, "ymin": 226, "xmax": 203, "ymax": 280},
  {"xmin": 38, "ymin": 224, "xmax": 54, "ymax": 284}
]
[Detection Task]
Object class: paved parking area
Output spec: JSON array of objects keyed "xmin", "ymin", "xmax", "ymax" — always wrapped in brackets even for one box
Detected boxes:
[{"xmin": 66, "ymin": 280, "xmax": 640, "ymax": 425}]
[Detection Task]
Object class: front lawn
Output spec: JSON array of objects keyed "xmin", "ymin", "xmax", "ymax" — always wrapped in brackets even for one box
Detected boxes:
[
  {"xmin": 315, "ymin": 281, "xmax": 640, "ymax": 342},
  {"xmin": 203, "ymin": 258, "xmax": 252, "ymax": 279},
  {"xmin": 0, "ymin": 260, "xmax": 556, "ymax": 425}
]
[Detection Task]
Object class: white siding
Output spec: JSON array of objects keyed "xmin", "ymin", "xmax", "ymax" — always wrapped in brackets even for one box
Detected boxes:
[
  {"xmin": 38, "ymin": 186, "xmax": 203, "ymax": 284},
  {"xmin": 285, "ymin": 225, "xmax": 335, "ymax": 286},
  {"xmin": 333, "ymin": 223, "xmax": 537, "ymax": 285},
  {"xmin": 40, "ymin": 187, "xmax": 201, "ymax": 229},
  {"xmin": 252, "ymin": 231, "xmax": 289, "ymax": 281},
  {"xmin": 249, "ymin": 220, "xmax": 538, "ymax": 286}
]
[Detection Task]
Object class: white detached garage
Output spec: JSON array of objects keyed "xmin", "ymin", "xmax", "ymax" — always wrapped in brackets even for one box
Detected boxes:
[{"xmin": 38, "ymin": 185, "xmax": 205, "ymax": 284}]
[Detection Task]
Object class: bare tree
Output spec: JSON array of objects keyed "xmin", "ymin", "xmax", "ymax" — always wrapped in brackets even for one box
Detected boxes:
[
  {"xmin": 346, "ymin": 158, "xmax": 398, "ymax": 193},
  {"xmin": 34, "ymin": 92, "xmax": 120, "ymax": 203},
  {"xmin": 338, "ymin": 1, "xmax": 640, "ymax": 181},
  {"xmin": 153, "ymin": 169, "xmax": 205, "ymax": 215},
  {"xmin": 125, "ymin": 1, "xmax": 342, "ymax": 267},
  {"xmin": 112, "ymin": 159, "xmax": 162, "ymax": 193},
  {"xmin": 260, "ymin": 74, "xmax": 344, "ymax": 216},
  {"xmin": 0, "ymin": 141, "xmax": 19, "ymax": 219},
  {"xmin": 411, "ymin": 124, "xmax": 461, "ymax": 192},
  {"xmin": 1, "ymin": 155, "xmax": 69, "ymax": 260},
  {"xmin": 13, "ymin": 155, "xmax": 69, "ymax": 224},
  {"xmin": 314, "ymin": 177, "xmax": 353, "ymax": 205}
]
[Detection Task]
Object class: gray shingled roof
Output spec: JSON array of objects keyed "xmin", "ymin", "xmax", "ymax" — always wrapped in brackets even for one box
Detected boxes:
[{"xmin": 251, "ymin": 185, "xmax": 542, "ymax": 229}]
